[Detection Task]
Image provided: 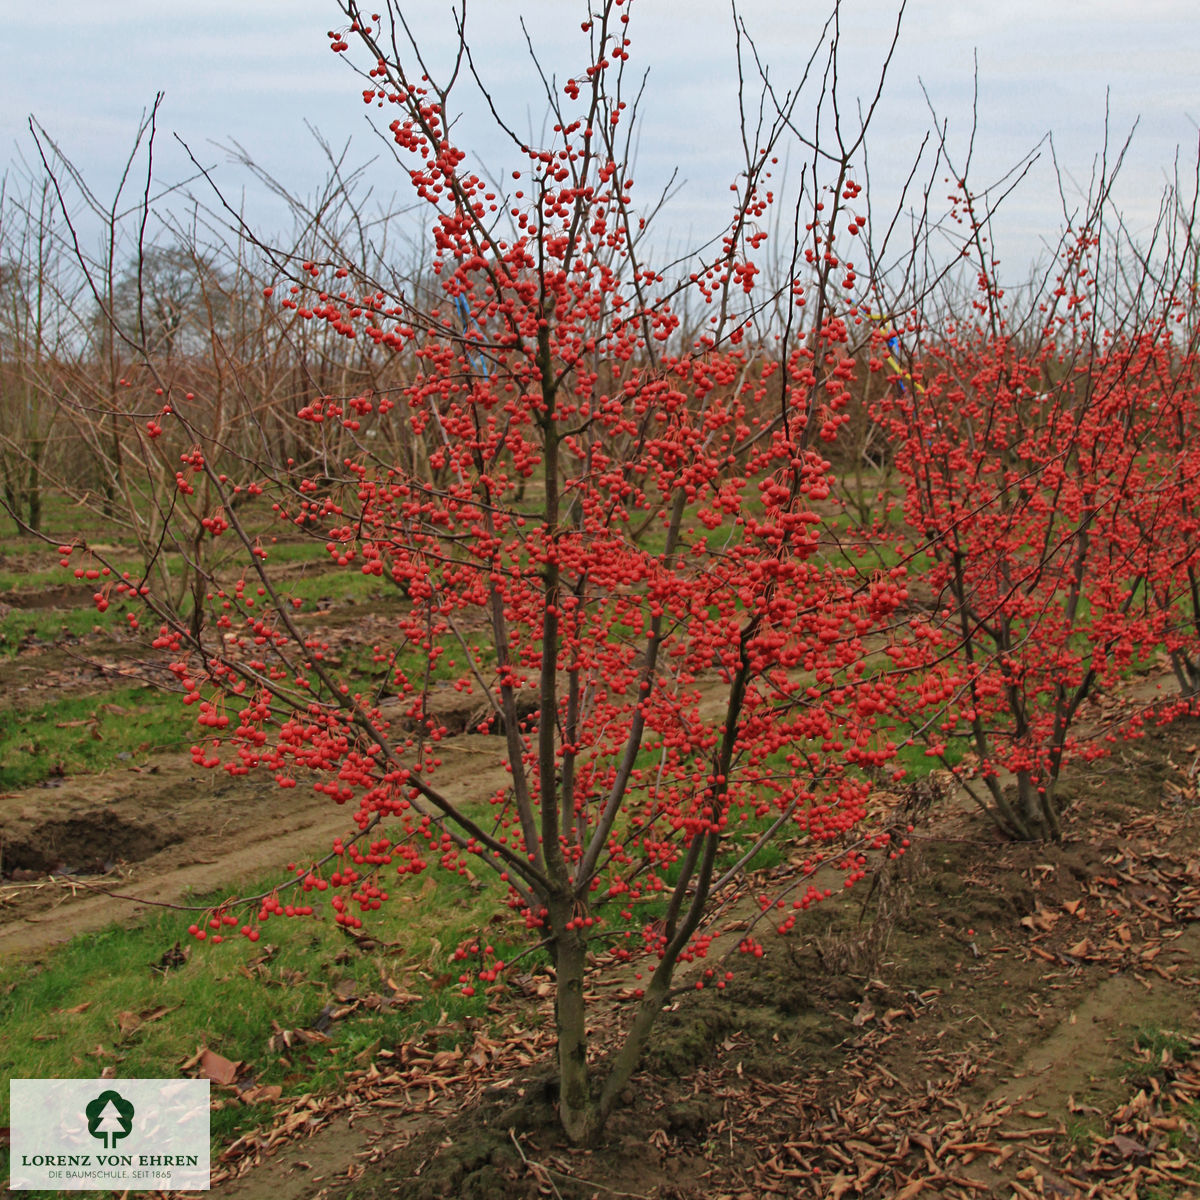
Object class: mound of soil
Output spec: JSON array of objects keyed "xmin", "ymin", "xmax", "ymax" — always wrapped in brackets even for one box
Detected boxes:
[{"xmin": 1, "ymin": 808, "xmax": 180, "ymax": 878}]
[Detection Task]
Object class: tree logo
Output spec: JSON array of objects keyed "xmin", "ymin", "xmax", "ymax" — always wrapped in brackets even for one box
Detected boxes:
[{"xmin": 85, "ymin": 1089, "xmax": 135, "ymax": 1149}]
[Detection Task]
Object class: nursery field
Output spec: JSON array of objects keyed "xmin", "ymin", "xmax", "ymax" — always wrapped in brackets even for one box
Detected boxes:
[
  {"xmin": 4, "ymin": 2, "xmax": 1200, "ymax": 1195},
  {"xmin": 1, "ymin": 521, "xmax": 1199, "ymax": 1200}
]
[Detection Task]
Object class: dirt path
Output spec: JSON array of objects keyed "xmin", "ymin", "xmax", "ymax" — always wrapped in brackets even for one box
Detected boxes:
[{"xmin": 0, "ymin": 735, "xmax": 512, "ymax": 959}]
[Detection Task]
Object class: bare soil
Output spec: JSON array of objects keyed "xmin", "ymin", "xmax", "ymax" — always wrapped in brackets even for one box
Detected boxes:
[{"xmin": 0, "ymin": 737, "xmax": 514, "ymax": 958}]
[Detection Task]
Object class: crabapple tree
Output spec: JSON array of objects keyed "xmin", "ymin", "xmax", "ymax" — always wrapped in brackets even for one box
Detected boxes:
[
  {"xmin": 55, "ymin": 0, "xmax": 926, "ymax": 1142},
  {"xmin": 872, "ymin": 166, "xmax": 1200, "ymax": 840}
]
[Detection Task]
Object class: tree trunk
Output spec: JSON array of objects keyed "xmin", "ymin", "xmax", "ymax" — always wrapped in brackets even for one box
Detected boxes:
[
  {"xmin": 550, "ymin": 904, "xmax": 600, "ymax": 1144},
  {"xmin": 25, "ymin": 436, "xmax": 43, "ymax": 534},
  {"xmin": 1015, "ymin": 771, "xmax": 1061, "ymax": 842}
]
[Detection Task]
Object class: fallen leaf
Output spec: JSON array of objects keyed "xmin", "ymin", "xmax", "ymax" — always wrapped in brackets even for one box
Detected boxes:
[
  {"xmin": 1109, "ymin": 1133, "xmax": 1149, "ymax": 1159},
  {"xmin": 199, "ymin": 1048, "xmax": 243, "ymax": 1086},
  {"xmin": 387, "ymin": 990, "xmax": 423, "ymax": 1006},
  {"xmin": 115, "ymin": 1004, "xmax": 176, "ymax": 1038},
  {"xmin": 267, "ymin": 1027, "xmax": 330, "ymax": 1053},
  {"xmin": 180, "ymin": 1046, "xmax": 205, "ymax": 1071},
  {"xmin": 852, "ymin": 1002, "xmax": 876, "ymax": 1027},
  {"xmin": 153, "ymin": 942, "xmax": 189, "ymax": 973},
  {"xmin": 827, "ymin": 1173, "xmax": 853, "ymax": 1200},
  {"xmin": 116, "ymin": 1011, "xmax": 143, "ymax": 1037}
]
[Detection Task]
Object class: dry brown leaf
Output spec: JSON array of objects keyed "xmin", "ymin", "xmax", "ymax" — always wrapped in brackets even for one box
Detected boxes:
[
  {"xmin": 1109, "ymin": 1133, "xmax": 1150, "ymax": 1159},
  {"xmin": 115, "ymin": 1004, "xmax": 175, "ymax": 1038},
  {"xmin": 199, "ymin": 1048, "xmax": 243, "ymax": 1086},
  {"xmin": 116, "ymin": 1011, "xmax": 143, "ymax": 1036},
  {"xmin": 852, "ymin": 1002, "xmax": 876, "ymax": 1027},
  {"xmin": 387, "ymin": 990, "xmax": 423, "ymax": 1005},
  {"xmin": 827, "ymin": 1172, "xmax": 853, "ymax": 1199}
]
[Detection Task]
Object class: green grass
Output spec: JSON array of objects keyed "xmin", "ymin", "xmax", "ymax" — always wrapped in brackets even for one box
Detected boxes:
[
  {"xmin": 0, "ymin": 556, "xmax": 397, "ymax": 663},
  {"xmin": 0, "ymin": 685, "xmax": 187, "ymax": 788},
  {"xmin": 284, "ymin": 570, "xmax": 397, "ymax": 607},
  {"xmin": 0, "ymin": 605, "xmax": 106, "ymax": 658},
  {"xmin": 891, "ymin": 735, "xmax": 968, "ymax": 780},
  {"xmin": 1061, "ymin": 1114, "xmax": 1102, "ymax": 1152},
  {"xmin": 0, "ymin": 860, "xmax": 536, "ymax": 1189},
  {"xmin": 252, "ymin": 538, "xmax": 337, "ymax": 565},
  {"xmin": 0, "ymin": 564, "xmax": 84, "ymax": 592},
  {"xmin": 0, "ymin": 531, "xmax": 332, "ymax": 598},
  {"xmin": 1132, "ymin": 1024, "xmax": 1195, "ymax": 1062},
  {"xmin": 1, "ymin": 492, "xmax": 116, "ymax": 542}
]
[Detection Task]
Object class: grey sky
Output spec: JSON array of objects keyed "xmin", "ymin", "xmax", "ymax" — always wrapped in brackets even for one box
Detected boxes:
[{"xmin": 3, "ymin": 1, "xmax": 1196, "ymax": 276}]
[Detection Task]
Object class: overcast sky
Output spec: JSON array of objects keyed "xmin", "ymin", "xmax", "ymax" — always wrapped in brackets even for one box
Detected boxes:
[{"xmin": 3, "ymin": 1, "xmax": 1197, "ymax": 277}]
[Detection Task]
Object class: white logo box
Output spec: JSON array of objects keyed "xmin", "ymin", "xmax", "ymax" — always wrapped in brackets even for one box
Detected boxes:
[{"xmin": 10, "ymin": 1079, "xmax": 209, "ymax": 1191}]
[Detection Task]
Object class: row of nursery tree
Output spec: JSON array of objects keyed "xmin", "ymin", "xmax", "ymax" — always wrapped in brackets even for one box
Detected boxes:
[{"xmin": 4, "ymin": 0, "xmax": 1200, "ymax": 1145}]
